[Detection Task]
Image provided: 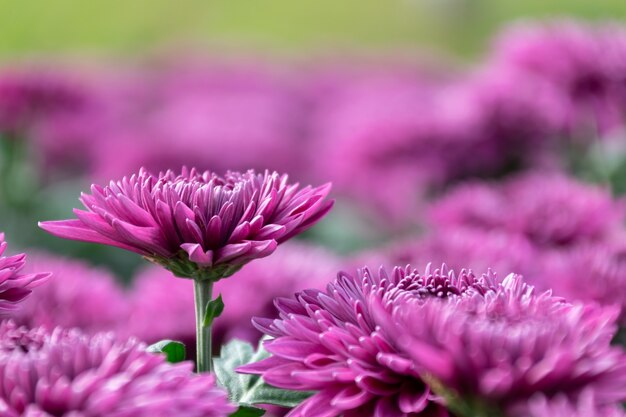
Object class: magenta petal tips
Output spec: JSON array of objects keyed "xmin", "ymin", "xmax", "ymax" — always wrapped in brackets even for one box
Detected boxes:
[
  {"xmin": 39, "ymin": 167, "xmax": 334, "ymax": 280},
  {"xmin": 0, "ymin": 233, "xmax": 50, "ymax": 315}
]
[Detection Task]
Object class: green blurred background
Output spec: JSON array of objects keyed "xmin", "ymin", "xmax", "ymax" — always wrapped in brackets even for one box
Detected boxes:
[{"xmin": 1, "ymin": 0, "xmax": 625, "ymax": 59}]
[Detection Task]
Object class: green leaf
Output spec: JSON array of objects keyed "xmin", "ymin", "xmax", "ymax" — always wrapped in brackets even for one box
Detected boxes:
[
  {"xmin": 147, "ymin": 340, "xmax": 186, "ymax": 363},
  {"xmin": 214, "ymin": 338, "xmax": 314, "ymax": 408},
  {"xmin": 229, "ymin": 405, "xmax": 266, "ymax": 417},
  {"xmin": 204, "ymin": 294, "xmax": 225, "ymax": 327}
]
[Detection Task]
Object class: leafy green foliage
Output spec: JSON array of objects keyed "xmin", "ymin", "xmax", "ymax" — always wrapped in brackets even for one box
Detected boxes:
[
  {"xmin": 147, "ymin": 340, "xmax": 186, "ymax": 363},
  {"xmin": 215, "ymin": 339, "xmax": 313, "ymax": 414}
]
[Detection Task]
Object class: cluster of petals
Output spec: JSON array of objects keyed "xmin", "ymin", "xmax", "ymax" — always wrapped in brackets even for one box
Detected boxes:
[
  {"xmin": 9, "ymin": 252, "xmax": 128, "ymax": 333},
  {"xmin": 379, "ymin": 274, "xmax": 626, "ymax": 415},
  {"xmin": 39, "ymin": 167, "xmax": 333, "ymax": 279},
  {"xmin": 0, "ymin": 233, "xmax": 49, "ymax": 315},
  {"xmin": 239, "ymin": 264, "xmax": 501, "ymax": 417},
  {"xmin": 0, "ymin": 321, "xmax": 235, "ymax": 417}
]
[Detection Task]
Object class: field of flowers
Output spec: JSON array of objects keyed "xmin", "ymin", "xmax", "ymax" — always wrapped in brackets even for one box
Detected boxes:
[{"xmin": 1, "ymin": 17, "xmax": 626, "ymax": 417}]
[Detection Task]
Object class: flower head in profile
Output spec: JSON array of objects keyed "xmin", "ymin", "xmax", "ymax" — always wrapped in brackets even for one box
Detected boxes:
[
  {"xmin": 10, "ymin": 252, "xmax": 128, "ymax": 333},
  {"xmin": 0, "ymin": 234, "xmax": 49, "ymax": 315},
  {"xmin": 0, "ymin": 321, "xmax": 235, "ymax": 417},
  {"xmin": 239, "ymin": 264, "xmax": 500, "ymax": 417},
  {"xmin": 39, "ymin": 167, "xmax": 333, "ymax": 280},
  {"xmin": 380, "ymin": 275, "xmax": 626, "ymax": 416}
]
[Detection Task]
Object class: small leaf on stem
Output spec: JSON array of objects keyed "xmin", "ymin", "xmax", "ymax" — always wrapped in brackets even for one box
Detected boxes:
[
  {"xmin": 147, "ymin": 340, "xmax": 186, "ymax": 363},
  {"xmin": 229, "ymin": 405, "xmax": 266, "ymax": 417},
  {"xmin": 204, "ymin": 294, "xmax": 225, "ymax": 327}
]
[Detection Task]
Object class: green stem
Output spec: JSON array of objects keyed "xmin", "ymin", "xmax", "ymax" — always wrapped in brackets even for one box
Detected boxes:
[{"xmin": 194, "ymin": 279, "xmax": 213, "ymax": 373}]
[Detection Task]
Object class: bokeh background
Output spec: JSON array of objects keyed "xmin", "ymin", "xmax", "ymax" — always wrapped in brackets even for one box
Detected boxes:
[{"xmin": 5, "ymin": 0, "xmax": 626, "ymax": 351}]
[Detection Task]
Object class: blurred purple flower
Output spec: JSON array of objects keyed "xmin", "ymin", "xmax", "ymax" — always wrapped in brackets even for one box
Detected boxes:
[
  {"xmin": 9, "ymin": 252, "xmax": 128, "ymax": 333},
  {"xmin": 492, "ymin": 20, "xmax": 626, "ymax": 136},
  {"xmin": 124, "ymin": 266, "xmax": 195, "ymax": 348},
  {"xmin": 545, "ymin": 240, "xmax": 626, "ymax": 325},
  {"xmin": 0, "ymin": 234, "xmax": 49, "ymax": 315},
  {"xmin": 0, "ymin": 321, "xmax": 235, "ymax": 417},
  {"xmin": 239, "ymin": 264, "xmax": 501, "ymax": 417},
  {"xmin": 91, "ymin": 62, "xmax": 308, "ymax": 181},
  {"xmin": 465, "ymin": 66, "xmax": 569, "ymax": 169},
  {"xmin": 381, "ymin": 274, "xmax": 626, "ymax": 415},
  {"xmin": 517, "ymin": 391, "xmax": 626, "ymax": 417},
  {"xmin": 124, "ymin": 242, "xmax": 340, "ymax": 348},
  {"xmin": 356, "ymin": 228, "xmax": 537, "ymax": 282},
  {"xmin": 430, "ymin": 172, "xmax": 624, "ymax": 249},
  {"xmin": 308, "ymin": 72, "xmax": 487, "ymax": 225},
  {"xmin": 39, "ymin": 168, "xmax": 333, "ymax": 280},
  {"xmin": 0, "ymin": 69, "xmax": 90, "ymax": 137}
]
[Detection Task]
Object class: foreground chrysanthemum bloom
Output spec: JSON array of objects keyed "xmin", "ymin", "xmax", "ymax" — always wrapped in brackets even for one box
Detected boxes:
[
  {"xmin": 0, "ymin": 321, "xmax": 235, "ymax": 417},
  {"xmin": 379, "ymin": 275, "xmax": 626, "ymax": 416},
  {"xmin": 0, "ymin": 233, "xmax": 49, "ymax": 315},
  {"xmin": 239, "ymin": 264, "xmax": 501, "ymax": 417},
  {"xmin": 10, "ymin": 252, "xmax": 128, "ymax": 333},
  {"xmin": 39, "ymin": 167, "xmax": 333, "ymax": 373},
  {"xmin": 39, "ymin": 167, "xmax": 333, "ymax": 280}
]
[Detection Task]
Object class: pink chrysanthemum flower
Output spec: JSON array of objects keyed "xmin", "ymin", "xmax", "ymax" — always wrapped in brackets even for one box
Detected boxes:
[
  {"xmin": 239, "ymin": 264, "xmax": 501, "ymax": 417},
  {"xmin": 39, "ymin": 167, "xmax": 333, "ymax": 280},
  {"xmin": 0, "ymin": 234, "xmax": 49, "ymax": 315},
  {"xmin": 0, "ymin": 321, "xmax": 235, "ymax": 417},
  {"xmin": 10, "ymin": 252, "xmax": 128, "ymax": 333},
  {"xmin": 430, "ymin": 172, "xmax": 624, "ymax": 249},
  {"xmin": 124, "ymin": 242, "xmax": 340, "ymax": 348},
  {"xmin": 380, "ymin": 275, "xmax": 626, "ymax": 416}
]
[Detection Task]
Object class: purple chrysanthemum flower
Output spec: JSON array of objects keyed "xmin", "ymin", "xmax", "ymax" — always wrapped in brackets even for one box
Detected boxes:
[
  {"xmin": 491, "ymin": 20, "xmax": 626, "ymax": 136},
  {"xmin": 380, "ymin": 275, "xmax": 626, "ymax": 416},
  {"xmin": 39, "ymin": 167, "xmax": 333, "ymax": 280},
  {"xmin": 124, "ymin": 242, "xmax": 340, "ymax": 348},
  {"xmin": 10, "ymin": 252, "xmax": 128, "ymax": 333},
  {"xmin": 239, "ymin": 264, "xmax": 501, "ymax": 417},
  {"xmin": 0, "ymin": 321, "xmax": 235, "ymax": 416},
  {"xmin": 0, "ymin": 234, "xmax": 49, "ymax": 315},
  {"xmin": 430, "ymin": 172, "xmax": 624, "ymax": 249}
]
